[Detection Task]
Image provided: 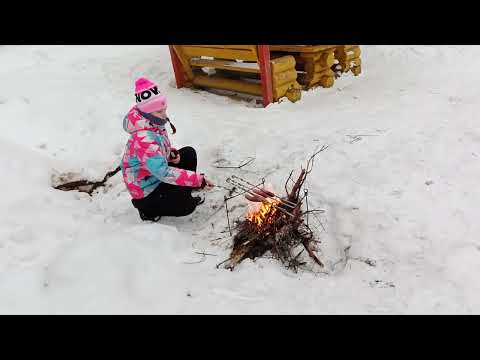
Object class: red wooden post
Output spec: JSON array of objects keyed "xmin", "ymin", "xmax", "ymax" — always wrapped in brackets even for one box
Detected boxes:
[
  {"xmin": 168, "ymin": 45, "xmax": 186, "ymax": 88},
  {"xmin": 257, "ymin": 45, "xmax": 273, "ymax": 107}
]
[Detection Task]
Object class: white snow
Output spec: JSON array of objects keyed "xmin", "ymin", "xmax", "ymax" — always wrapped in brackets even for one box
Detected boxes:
[{"xmin": 1, "ymin": 45, "xmax": 480, "ymax": 314}]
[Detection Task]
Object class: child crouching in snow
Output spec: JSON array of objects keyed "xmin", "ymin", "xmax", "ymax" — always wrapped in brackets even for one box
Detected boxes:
[{"xmin": 121, "ymin": 77, "xmax": 214, "ymax": 222}]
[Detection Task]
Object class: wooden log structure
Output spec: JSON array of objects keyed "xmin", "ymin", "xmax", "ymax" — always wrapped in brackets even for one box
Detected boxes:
[
  {"xmin": 269, "ymin": 45, "xmax": 362, "ymax": 89},
  {"xmin": 334, "ymin": 45, "xmax": 362, "ymax": 76},
  {"xmin": 168, "ymin": 45, "xmax": 362, "ymax": 106}
]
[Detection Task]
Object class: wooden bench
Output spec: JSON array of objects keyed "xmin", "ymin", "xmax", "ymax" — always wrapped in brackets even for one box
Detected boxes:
[{"xmin": 169, "ymin": 45, "xmax": 301, "ymax": 106}]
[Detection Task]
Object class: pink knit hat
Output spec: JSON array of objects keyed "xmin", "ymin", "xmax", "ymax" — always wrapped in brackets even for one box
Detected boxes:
[{"xmin": 134, "ymin": 77, "xmax": 167, "ymax": 113}]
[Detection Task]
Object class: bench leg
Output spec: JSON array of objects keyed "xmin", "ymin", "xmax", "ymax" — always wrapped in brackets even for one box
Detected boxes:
[
  {"xmin": 169, "ymin": 45, "xmax": 187, "ymax": 88},
  {"xmin": 257, "ymin": 45, "xmax": 273, "ymax": 107}
]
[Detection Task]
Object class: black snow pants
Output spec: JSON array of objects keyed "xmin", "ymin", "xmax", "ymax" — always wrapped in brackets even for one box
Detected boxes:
[{"xmin": 131, "ymin": 146, "xmax": 200, "ymax": 220}]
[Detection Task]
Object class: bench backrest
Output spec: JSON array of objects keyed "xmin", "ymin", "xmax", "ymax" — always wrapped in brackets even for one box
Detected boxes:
[{"xmin": 180, "ymin": 45, "xmax": 259, "ymax": 62}]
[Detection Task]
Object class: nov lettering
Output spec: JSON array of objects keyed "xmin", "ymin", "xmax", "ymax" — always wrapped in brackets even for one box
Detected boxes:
[{"xmin": 135, "ymin": 86, "xmax": 159, "ymax": 103}]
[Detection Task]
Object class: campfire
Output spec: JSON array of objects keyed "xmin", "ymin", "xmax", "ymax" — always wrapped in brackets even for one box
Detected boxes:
[
  {"xmin": 219, "ymin": 146, "xmax": 328, "ymax": 272},
  {"xmin": 246, "ymin": 197, "xmax": 280, "ymax": 227}
]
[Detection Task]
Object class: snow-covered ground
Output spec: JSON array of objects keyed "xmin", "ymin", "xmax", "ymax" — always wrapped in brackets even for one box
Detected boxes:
[{"xmin": 1, "ymin": 45, "xmax": 479, "ymax": 314}]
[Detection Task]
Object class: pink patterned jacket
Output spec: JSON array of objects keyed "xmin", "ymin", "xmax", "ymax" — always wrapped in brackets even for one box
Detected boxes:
[{"xmin": 121, "ymin": 106, "xmax": 204, "ymax": 199}]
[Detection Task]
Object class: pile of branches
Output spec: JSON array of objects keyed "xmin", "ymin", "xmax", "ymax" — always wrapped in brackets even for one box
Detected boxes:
[{"xmin": 219, "ymin": 146, "xmax": 328, "ymax": 272}]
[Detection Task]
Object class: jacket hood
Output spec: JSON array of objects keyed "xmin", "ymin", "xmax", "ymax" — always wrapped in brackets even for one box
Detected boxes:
[{"xmin": 123, "ymin": 106, "xmax": 165, "ymax": 134}]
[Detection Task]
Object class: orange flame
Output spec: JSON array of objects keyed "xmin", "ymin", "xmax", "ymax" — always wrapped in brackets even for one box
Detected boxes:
[{"xmin": 246, "ymin": 199, "xmax": 280, "ymax": 227}]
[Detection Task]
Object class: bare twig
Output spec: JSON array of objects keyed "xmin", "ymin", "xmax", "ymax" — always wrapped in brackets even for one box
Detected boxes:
[
  {"xmin": 216, "ymin": 257, "xmax": 232, "ymax": 269},
  {"xmin": 346, "ymin": 134, "xmax": 378, "ymax": 144},
  {"xmin": 194, "ymin": 251, "xmax": 217, "ymax": 257},
  {"xmin": 183, "ymin": 258, "xmax": 206, "ymax": 265},
  {"xmin": 285, "ymin": 170, "xmax": 294, "ymax": 195},
  {"xmin": 303, "ymin": 209, "xmax": 326, "ymax": 215},
  {"xmin": 288, "ymin": 169, "xmax": 306, "ymax": 202},
  {"xmin": 351, "ymin": 257, "xmax": 376, "ymax": 267},
  {"xmin": 302, "ymin": 239, "xmax": 324, "ymax": 267},
  {"xmin": 184, "ymin": 251, "xmax": 217, "ymax": 265},
  {"xmin": 289, "ymin": 248, "xmax": 305, "ymax": 269},
  {"xmin": 306, "ymin": 145, "xmax": 329, "ymax": 174},
  {"xmin": 305, "ymin": 221, "xmax": 322, "ymax": 234},
  {"xmin": 305, "ymin": 189, "xmax": 309, "ymax": 226},
  {"xmin": 224, "ymin": 196, "xmax": 232, "ymax": 236},
  {"xmin": 213, "ymin": 157, "xmax": 255, "ymax": 169}
]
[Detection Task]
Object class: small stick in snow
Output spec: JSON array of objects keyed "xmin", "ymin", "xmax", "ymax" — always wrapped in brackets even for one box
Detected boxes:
[
  {"xmin": 212, "ymin": 157, "xmax": 255, "ymax": 169},
  {"xmin": 183, "ymin": 254, "xmax": 207, "ymax": 265},
  {"xmin": 215, "ymin": 257, "xmax": 232, "ymax": 269},
  {"xmin": 346, "ymin": 134, "xmax": 379, "ymax": 144},
  {"xmin": 224, "ymin": 196, "xmax": 232, "ymax": 236},
  {"xmin": 285, "ymin": 170, "xmax": 294, "ymax": 194},
  {"xmin": 183, "ymin": 251, "xmax": 218, "ymax": 265},
  {"xmin": 194, "ymin": 251, "xmax": 217, "ymax": 257},
  {"xmin": 305, "ymin": 189, "xmax": 309, "ymax": 226}
]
